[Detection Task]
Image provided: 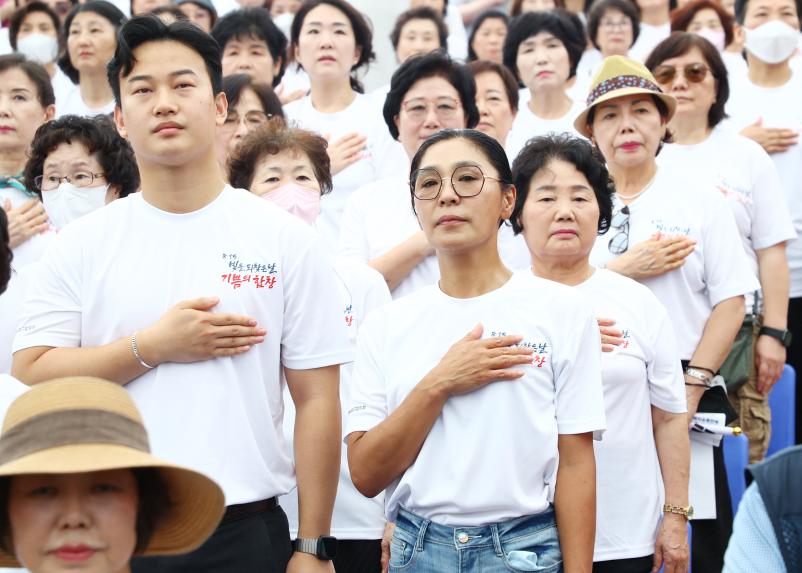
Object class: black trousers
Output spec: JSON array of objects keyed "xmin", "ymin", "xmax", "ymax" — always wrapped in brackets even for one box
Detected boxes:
[
  {"xmin": 334, "ymin": 539, "xmax": 381, "ymax": 573},
  {"xmin": 691, "ymin": 443, "xmax": 733, "ymax": 572},
  {"xmin": 788, "ymin": 297, "xmax": 802, "ymax": 444},
  {"xmin": 593, "ymin": 555, "xmax": 653, "ymax": 572},
  {"xmin": 131, "ymin": 504, "xmax": 293, "ymax": 573}
]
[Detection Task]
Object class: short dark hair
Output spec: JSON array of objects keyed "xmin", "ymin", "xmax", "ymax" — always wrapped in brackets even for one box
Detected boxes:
[
  {"xmin": 0, "ymin": 209, "xmax": 11, "ymax": 296},
  {"xmin": 510, "ymin": 133, "xmax": 614, "ymax": 235},
  {"xmin": 646, "ymin": 32, "xmax": 729, "ymax": 128},
  {"xmin": 107, "ymin": 15, "xmax": 222, "ymax": 107},
  {"xmin": 0, "ymin": 468, "xmax": 172, "ymax": 556},
  {"xmin": 227, "ymin": 119, "xmax": 333, "ymax": 194},
  {"xmin": 466, "ymin": 59, "xmax": 520, "ymax": 112},
  {"xmin": 149, "ymin": 5, "xmax": 190, "ymax": 23},
  {"xmin": 409, "ymin": 128, "xmax": 512, "ymax": 220},
  {"xmin": 290, "ymin": 0, "xmax": 375, "ymax": 93},
  {"xmin": 467, "ymin": 9, "xmax": 508, "ymax": 61},
  {"xmin": 670, "ymin": 0, "xmax": 734, "ymax": 45},
  {"xmin": 222, "ymin": 73, "xmax": 284, "ymax": 119},
  {"xmin": 0, "ymin": 54, "xmax": 55, "ymax": 108},
  {"xmin": 510, "ymin": 0, "xmax": 567, "ymax": 16},
  {"xmin": 587, "ymin": 0, "xmax": 640, "ymax": 50},
  {"xmin": 390, "ymin": 6, "xmax": 448, "ymax": 52},
  {"xmin": 383, "ymin": 51, "xmax": 480, "ymax": 140},
  {"xmin": 58, "ymin": 1, "xmax": 127, "ymax": 84},
  {"xmin": 212, "ymin": 7, "xmax": 287, "ymax": 87},
  {"xmin": 24, "ymin": 114, "xmax": 141, "ymax": 200},
  {"xmin": 9, "ymin": 1, "xmax": 61, "ymax": 50},
  {"xmin": 503, "ymin": 10, "xmax": 586, "ymax": 81}
]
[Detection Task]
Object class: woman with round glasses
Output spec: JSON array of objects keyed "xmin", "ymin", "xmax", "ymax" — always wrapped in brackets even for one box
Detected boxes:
[
  {"xmin": 346, "ymin": 128, "xmax": 606, "ymax": 572},
  {"xmin": 647, "ymin": 33, "xmax": 796, "ymax": 464},
  {"xmin": 24, "ymin": 114, "xmax": 140, "ymax": 230},
  {"xmin": 577, "ymin": 55, "xmax": 758, "ymax": 572}
]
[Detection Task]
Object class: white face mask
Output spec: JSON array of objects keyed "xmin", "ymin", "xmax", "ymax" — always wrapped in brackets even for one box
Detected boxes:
[
  {"xmin": 273, "ymin": 12, "xmax": 294, "ymax": 38},
  {"xmin": 16, "ymin": 34, "xmax": 59, "ymax": 65},
  {"xmin": 744, "ymin": 20, "xmax": 800, "ymax": 64},
  {"xmin": 42, "ymin": 182, "xmax": 108, "ymax": 229},
  {"xmin": 695, "ymin": 28, "xmax": 726, "ymax": 52}
]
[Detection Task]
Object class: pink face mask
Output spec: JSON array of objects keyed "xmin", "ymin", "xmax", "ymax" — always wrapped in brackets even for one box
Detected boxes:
[
  {"xmin": 262, "ymin": 183, "xmax": 321, "ymax": 225},
  {"xmin": 694, "ymin": 28, "xmax": 726, "ymax": 52}
]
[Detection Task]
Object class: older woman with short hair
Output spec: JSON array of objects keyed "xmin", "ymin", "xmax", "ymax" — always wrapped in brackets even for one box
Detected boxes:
[
  {"xmin": 647, "ymin": 32, "xmax": 795, "ymax": 463},
  {"xmin": 577, "ymin": 55, "xmax": 759, "ymax": 572},
  {"xmin": 512, "ymin": 133, "xmax": 689, "ymax": 573},
  {"xmin": 466, "ymin": 59, "xmax": 519, "ymax": 148}
]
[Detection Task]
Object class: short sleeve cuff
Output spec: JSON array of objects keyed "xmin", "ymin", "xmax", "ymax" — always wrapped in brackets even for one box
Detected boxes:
[
  {"xmin": 281, "ymin": 349, "xmax": 354, "ymax": 371},
  {"xmin": 557, "ymin": 418, "xmax": 606, "ymax": 441},
  {"xmin": 650, "ymin": 395, "xmax": 688, "ymax": 414}
]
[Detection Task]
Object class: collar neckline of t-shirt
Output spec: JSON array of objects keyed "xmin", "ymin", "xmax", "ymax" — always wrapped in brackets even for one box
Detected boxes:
[
  {"xmin": 434, "ymin": 272, "xmax": 515, "ymax": 303},
  {"xmin": 135, "ymin": 184, "xmax": 232, "ymax": 219},
  {"xmin": 305, "ymin": 92, "xmax": 362, "ymax": 117}
]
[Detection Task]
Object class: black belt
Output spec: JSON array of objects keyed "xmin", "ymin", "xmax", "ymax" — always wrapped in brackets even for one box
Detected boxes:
[{"xmin": 221, "ymin": 497, "xmax": 278, "ymax": 525}]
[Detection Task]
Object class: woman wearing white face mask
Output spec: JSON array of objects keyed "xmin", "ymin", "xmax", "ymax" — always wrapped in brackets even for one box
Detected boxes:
[
  {"xmin": 8, "ymin": 2, "xmax": 75, "ymax": 108},
  {"xmin": 23, "ymin": 114, "xmax": 140, "ymax": 230},
  {"xmin": 670, "ymin": 0, "xmax": 748, "ymax": 84},
  {"xmin": 228, "ymin": 120, "xmax": 391, "ymax": 573}
]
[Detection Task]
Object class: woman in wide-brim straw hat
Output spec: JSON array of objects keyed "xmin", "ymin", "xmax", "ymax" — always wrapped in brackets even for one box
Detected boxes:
[
  {"xmin": 579, "ymin": 55, "xmax": 759, "ymax": 572},
  {"xmin": 0, "ymin": 377, "xmax": 225, "ymax": 573}
]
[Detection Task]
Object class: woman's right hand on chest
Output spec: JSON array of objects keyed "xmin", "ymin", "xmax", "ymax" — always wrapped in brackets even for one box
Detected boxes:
[
  {"xmin": 420, "ymin": 324, "xmax": 534, "ymax": 398},
  {"xmin": 606, "ymin": 234, "xmax": 695, "ymax": 280}
]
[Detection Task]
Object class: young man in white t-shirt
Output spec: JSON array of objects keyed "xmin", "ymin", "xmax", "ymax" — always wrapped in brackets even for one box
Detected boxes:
[
  {"xmin": 11, "ymin": 16, "xmax": 351, "ymax": 573},
  {"xmin": 727, "ymin": 0, "xmax": 802, "ymax": 443}
]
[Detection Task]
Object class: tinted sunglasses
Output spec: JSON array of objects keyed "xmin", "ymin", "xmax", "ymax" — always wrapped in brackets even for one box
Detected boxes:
[{"xmin": 652, "ymin": 63, "xmax": 711, "ymax": 84}]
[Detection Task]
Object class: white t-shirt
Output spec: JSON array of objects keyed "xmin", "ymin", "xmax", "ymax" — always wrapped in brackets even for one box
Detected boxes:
[
  {"xmin": 283, "ymin": 93, "xmax": 408, "ymax": 245},
  {"xmin": 55, "ymin": 87, "xmax": 115, "ymax": 119},
  {"xmin": 345, "ymin": 272, "xmax": 606, "ymax": 526},
  {"xmin": 445, "ymin": 4, "xmax": 468, "ymax": 61},
  {"xmin": 575, "ymin": 269, "xmax": 686, "ymax": 562},
  {"xmin": 628, "ymin": 22, "xmax": 670, "ymax": 63},
  {"xmin": 725, "ymin": 70, "xmax": 802, "ymax": 298},
  {"xmin": 338, "ymin": 178, "xmax": 532, "ymax": 299},
  {"xmin": 0, "ymin": 374, "xmax": 28, "ymax": 416},
  {"xmin": 0, "ymin": 186, "xmax": 54, "ymax": 270},
  {"xmin": 505, "ymin": 97, "xmax": 584, "ymax": 166},
  {"xmin": 13, "ymin": 187, "xmax": 352, "ymax": 505},
  {"xmin": 658, "ymin": 127, "xmax": 796, "ymax": 311},
  {"xmin": 280, "ymin": 258, "xmax": 390, "ymax": 540},
  {"xmin": 589, "ymin": 168, "xmax": 759, "ymax": 359},
  {"xmin": 52, "ymin": 68, "xmax": 77, "ymax": 112}
]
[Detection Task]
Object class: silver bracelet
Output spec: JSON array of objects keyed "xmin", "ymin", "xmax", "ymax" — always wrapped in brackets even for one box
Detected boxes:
[{"xmin": 131, "ymin": 331, "xmax": 155, "ymax": 369}]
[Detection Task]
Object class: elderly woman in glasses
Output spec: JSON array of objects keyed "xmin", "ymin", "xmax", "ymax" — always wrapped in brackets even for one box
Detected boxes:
[
  {"xmin": 647, "ymin": 33, "xmax": 795, "ymax": 465},
  {"xmin": 578, "ymin": 55, "xmax": 758, "ymax": 572}
]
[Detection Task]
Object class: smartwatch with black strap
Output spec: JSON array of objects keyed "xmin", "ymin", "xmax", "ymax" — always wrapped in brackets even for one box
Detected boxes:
[
  {"xmin": 758, "ymin": 326, "xmax": 793, "ymax": 348},
  {"xmin": 293, "ymin": 536, "xmax": 338, "ymax": 560}
]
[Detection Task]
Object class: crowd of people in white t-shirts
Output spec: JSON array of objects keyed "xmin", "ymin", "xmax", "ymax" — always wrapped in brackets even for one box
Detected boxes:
[{"xmin": 0, "ymin": 0, "xmax": 801, "ymax": 571}]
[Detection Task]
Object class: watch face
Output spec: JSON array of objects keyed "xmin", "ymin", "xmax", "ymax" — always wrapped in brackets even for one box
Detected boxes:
[
  {"xmin": 320, "ymin": 536, "xmax": 338, "ymax": 559},
  {"xmin": 687, "ymin": 506, "xmax": 694, "ymax": 519}
]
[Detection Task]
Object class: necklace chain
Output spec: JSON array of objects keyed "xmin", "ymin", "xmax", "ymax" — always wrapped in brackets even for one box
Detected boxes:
[{"xmin": 616, "ymin": 171, "xmax": 657, "ymax": 200}]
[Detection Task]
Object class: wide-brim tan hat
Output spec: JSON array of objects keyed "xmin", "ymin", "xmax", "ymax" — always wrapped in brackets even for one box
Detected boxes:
[
  {"xmin": 573, "ymin": 55, "xmax": 677, "ymax": 138},
  {"xmin": 0, "ymin": 377, "xmax": 225, "ymax": 567}
]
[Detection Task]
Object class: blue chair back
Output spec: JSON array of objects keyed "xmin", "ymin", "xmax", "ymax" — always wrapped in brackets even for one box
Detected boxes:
[
  {"xmin": 767, "ymin": 365, "xmax": 796, "ymax": 457},
  {"xmin": 723, "ymin": 434, "xmax": 750, "ymax": 514}
]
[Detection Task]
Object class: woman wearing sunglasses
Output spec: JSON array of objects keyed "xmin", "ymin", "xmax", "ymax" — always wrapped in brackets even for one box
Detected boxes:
[
  {"xmin": 647, "ymin": 33, "xmax": 796, "ymax": 465},
  {"xmin": 578, "ymin": 55, "xmax": 758, "ymax": 572},
  {"xmin": 346, "ymin": 128, "xmax": 606, "ymax": 572}
]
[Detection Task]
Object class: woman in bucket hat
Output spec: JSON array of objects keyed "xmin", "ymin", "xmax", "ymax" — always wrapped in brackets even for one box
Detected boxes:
[
  {"xmin": 579, "ymin": 55, "xmax": 758, "ymax": 571},
  {"xmin": 0, "ymin": 376, "xmax": 224, "ymax": 573}
]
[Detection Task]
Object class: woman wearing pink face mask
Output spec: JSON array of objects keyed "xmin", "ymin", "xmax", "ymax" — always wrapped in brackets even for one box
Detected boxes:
[
  {"xmin": 670, "ymin": 0, "xmax": 747, "ymax": 83},
  {"xmin": 228, "ymin": 119, "xmax": 392, "ymax": 573}
]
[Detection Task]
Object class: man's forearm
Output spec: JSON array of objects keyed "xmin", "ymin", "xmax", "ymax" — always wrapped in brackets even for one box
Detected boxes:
[
  {"xmin": 294, "ymin": 393, "xmax": 341, "ymax": 538},
  {"xmin": 12, "ymin": 337, "xmax": 150, "ymax": 386}
]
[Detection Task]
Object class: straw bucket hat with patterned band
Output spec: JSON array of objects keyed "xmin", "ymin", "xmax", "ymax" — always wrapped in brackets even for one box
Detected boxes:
[
  {"xmin": 0, "ymin": 377, "xmax": 225, "ymax": 567},
  {"xmin": 573, "ymin": 55, "xmax": 677, "ymax": 138}
]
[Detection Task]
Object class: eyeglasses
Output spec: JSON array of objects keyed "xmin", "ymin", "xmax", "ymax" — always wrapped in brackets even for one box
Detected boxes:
[
  {"xmin": 608, "ymin": 205, "xmax": 630, "ymax": 254},
  {"xmin": 652, "ymin": 63, "xmax": 711, "ymax": 85},
  {"xmin": 410, "ymin": 164, "xmax": 504, "ymax": 201},
  {"xmin": 35, "ymin": 171, "xmax": 105, "ymax": 191},
  {"xmin": 222, "ymin": 110, "xmax": 271, "ymax": 130},
  {"xmin": 600, "ymin": 18, "xmax": 632, "ymax": 30},
  {"xmin": 401, "ymin": 97, "xmax": 461, "ymax": 122}
]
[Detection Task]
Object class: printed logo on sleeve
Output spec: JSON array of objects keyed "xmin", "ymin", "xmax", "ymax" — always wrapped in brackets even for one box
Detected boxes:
[
  {"xmin": 491, "ymin": 330, "xmax": 551, "ymax": 368},
  {"xmin": 221, "ymin": 253, "xmax": 278, "ymax": 290},
  {"xmin": 344, "ymin": 304, "xmax": 354, "ymax": 327}
]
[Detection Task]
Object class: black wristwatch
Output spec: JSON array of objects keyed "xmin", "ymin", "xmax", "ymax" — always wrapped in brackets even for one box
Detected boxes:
[
  {"xmin": 759, "ymin": 326, "xmax": 793, "ymax": 348},
  {"xmin": 293, "ymin": 536, "xmax": 338, "ymax": 560}
]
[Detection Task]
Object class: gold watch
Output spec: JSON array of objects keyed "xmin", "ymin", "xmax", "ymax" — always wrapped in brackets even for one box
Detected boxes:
[{"xmin": 663, "ymin": 503, "xmax": 694, "ymax": 520}]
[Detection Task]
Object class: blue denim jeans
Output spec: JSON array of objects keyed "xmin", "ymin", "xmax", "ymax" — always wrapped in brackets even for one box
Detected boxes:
[{"xmin": 390, "ymin": 507, "xmax": 563, "ymax": 572}]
